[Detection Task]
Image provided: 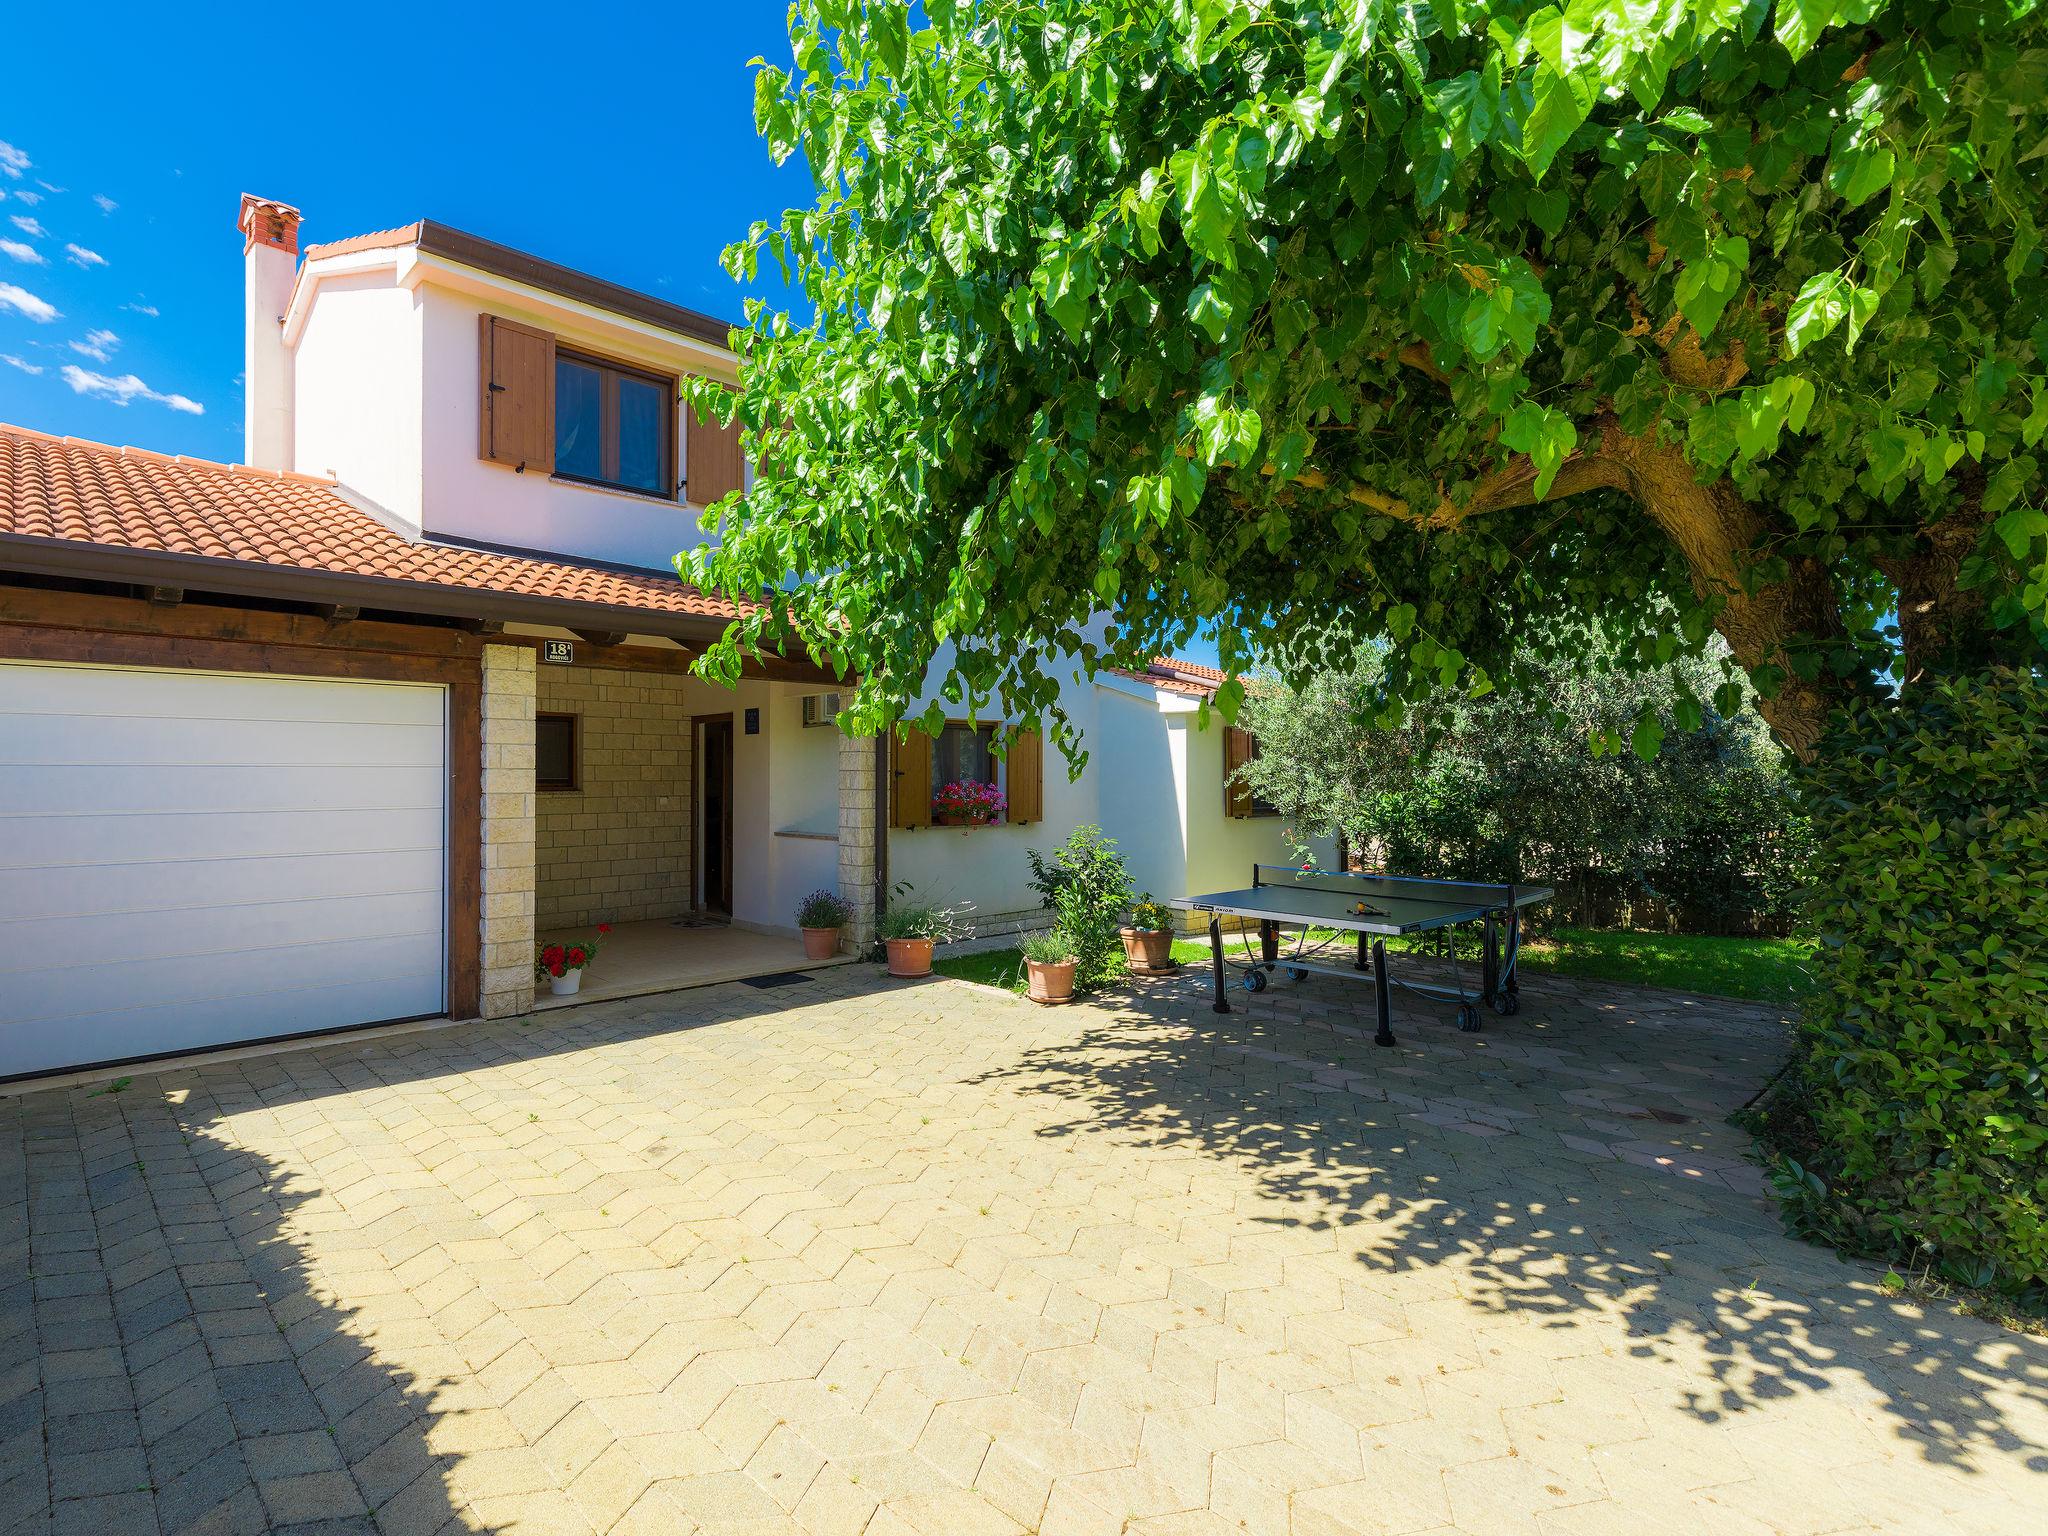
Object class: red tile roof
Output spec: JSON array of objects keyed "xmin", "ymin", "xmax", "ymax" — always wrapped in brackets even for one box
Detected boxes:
[
  {"xmin": 301, "ymin": 223, "xmax": 424, "ymax": 261},
  {"xmin": 0, "ymin": 424, "xmax": 748, "ymax": 629},
  {"xmin": 1104, "ymin": 656, "xmax": 1235, "ymax": 698}
]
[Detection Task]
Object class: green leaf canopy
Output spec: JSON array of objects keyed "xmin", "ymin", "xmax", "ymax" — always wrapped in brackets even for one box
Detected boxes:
[{"xmin": 686, "ymin": 0, "xmax": 2048, "ymax": 761}]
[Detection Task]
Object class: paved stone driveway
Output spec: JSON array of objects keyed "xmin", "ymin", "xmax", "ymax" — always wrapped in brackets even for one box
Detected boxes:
[{"xmin": 3, "ymin": 963, "xmax": 2044, "ymax": 1535}]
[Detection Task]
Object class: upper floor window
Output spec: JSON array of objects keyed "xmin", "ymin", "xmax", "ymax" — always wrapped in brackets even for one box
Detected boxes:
[{"xmin": 554, "ymin": 351, "xmax": 672, "ymax": 496}]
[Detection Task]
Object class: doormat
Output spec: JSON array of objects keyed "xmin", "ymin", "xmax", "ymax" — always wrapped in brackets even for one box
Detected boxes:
[{"xmin": 737, "ymin": 971, "xmax": 814, "ymax": 989}]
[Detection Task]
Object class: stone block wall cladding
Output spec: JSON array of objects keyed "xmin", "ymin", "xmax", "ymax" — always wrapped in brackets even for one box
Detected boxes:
[
  {"xmin": 534, "ymin": 663, "xmax": 695, "ymax": 931},
  {"xmin": 837, "ymin": 732, "xmax": 878, "ymax": 951},
  {"xmin": 479, "ymin": 645, "xmax": 538, "ymax": 1019}
]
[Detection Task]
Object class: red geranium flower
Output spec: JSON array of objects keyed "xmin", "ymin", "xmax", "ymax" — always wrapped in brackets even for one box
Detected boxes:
[
  {"xmin": 548, "ymin": 961, "xmax": 565, "ymax": 977},
  {"xmin": 598, "ymin": 923, "xmax": 613, "ymax": 935},
  {"xmin": 542, "ymin": 945, "xmax": 564, "ymax": 966},
  {"xmin": 567, "ymin": 947, "xmax": 587, "ymax": 966}
]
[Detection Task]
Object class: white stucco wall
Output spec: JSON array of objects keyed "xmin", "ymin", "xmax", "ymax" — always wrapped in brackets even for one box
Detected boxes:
[
  {"xmin": 290, "ymin": 269, "xmax": 424, "ymax": 523},
  {"xmin": 1094, "ymin": 686, "xmax": 1191, "ymax": 903},
  {"xmin": 884, "ymin": 642, "xmax": 1106, "ymax": 931}
]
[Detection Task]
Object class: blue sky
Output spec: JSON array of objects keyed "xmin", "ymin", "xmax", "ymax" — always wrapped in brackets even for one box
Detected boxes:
[{"xmin": 0, "ymin": 0, "xmax": 807, "ymax": 462}]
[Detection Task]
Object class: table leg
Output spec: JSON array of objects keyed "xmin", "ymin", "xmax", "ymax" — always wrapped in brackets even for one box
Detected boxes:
[
  {"xmin": 1355, "ymin": 930, "xmax": 1369, "ymax": 971},
  {"xmin": 1482, "ymin": 911, "xmax": 1499, "ymax": 1003},
  {"xmin": 1259, "ymin": 920, "xmax": 1278, "ymax": 969},
  {"xmin": 1371, "ymin": 938, "xmax": 1396, "ymax": 1047},
  {"xmin": 1208, "ymin": 917, "xmax": 1231, "ymax": 1015}
]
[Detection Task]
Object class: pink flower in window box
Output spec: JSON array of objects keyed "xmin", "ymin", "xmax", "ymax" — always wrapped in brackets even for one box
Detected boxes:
[{"xmin": 932, "ymin": 779, "xmax": 1007, "ymax": 827}]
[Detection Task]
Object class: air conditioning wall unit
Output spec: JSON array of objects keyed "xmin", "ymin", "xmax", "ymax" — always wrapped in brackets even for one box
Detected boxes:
[{"xmin": 801, "ymin": 692, "xmax": 844, "ymax": 728}]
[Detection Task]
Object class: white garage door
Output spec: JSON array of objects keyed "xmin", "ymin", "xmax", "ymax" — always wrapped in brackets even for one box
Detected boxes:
[{"xmin": 0, "ymin": 662, "xmax": 448, "ymax": 1078}]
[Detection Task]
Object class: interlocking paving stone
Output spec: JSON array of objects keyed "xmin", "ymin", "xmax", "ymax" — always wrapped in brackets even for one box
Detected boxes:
[{"xmin": 0, "ymin": 964, "xmax": 2043, "ymax": 1533}]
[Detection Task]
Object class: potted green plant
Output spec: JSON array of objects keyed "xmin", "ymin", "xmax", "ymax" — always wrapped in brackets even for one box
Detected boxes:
[
  {"xmin": 878, "ymin": 889, "xmax": 971, "ymax": 978},
  {"xmin": 796, "ymin": 888, "xmax": 852, "ymax": 961},
  {"xmin": 1022, "ymin": 928, "xmax": 1078, "ymax": 1004},
  {"xmin": 1120, "ymin": 893, "xmax": 1178, "ymax": 974},
  {"xmin": 535, "ymin": 924, "xmax": 610, "ymax": 996}
]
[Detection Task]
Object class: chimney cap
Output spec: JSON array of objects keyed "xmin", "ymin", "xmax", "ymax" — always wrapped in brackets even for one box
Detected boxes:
[{"xmin": 238, "ymin": 194, "xmax": 302, "ymax": 256}]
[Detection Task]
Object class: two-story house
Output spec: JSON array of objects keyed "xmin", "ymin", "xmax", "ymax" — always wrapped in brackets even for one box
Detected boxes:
[{"xmin": 0, "ymin": 195, "xmax": 1321, "ymax": 1082}]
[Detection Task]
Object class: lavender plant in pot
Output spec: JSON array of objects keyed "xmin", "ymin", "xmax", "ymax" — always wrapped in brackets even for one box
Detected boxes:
[
  {"xmin": 796, "ymin": 889, "xmax": 851, "ymax": 962},
  {"xmin": 878, "ymin": 888, "xmax": 971, "ymax": 978}
]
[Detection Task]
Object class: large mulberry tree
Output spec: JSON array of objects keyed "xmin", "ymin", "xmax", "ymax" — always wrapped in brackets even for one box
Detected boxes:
[{"xmin": 687, "ymin": 1, "xmax": 2048, "ymax": 1278}]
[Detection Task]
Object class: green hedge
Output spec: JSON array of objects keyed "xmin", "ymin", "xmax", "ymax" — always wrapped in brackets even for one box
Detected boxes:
[{"xmin": 1765, "ymin": 668, "xmax": 2048, "ymax": 1297}]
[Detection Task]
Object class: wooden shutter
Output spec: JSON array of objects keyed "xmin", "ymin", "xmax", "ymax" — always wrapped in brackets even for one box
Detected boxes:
[
  {"xmin": 686, "ymin": 404, "xmax": 744, "ymax": 505},
  {"xmin": 478, "ymin": 315, "xmax": 555, "ymax": 472},
  {"xmin": 1223, "ymin": 726, "xmax": 1256, "ymax": 819},
  {"xmin": 1004, "ymin": 730, "xmax": 1043, "ymax": 824},
  {"xmin": 889, "ymin": 731, "xmax": 933, "ymax": 829}
]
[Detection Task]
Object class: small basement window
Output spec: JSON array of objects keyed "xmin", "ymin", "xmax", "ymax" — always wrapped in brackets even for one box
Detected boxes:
[
  {"xmin": 536, "ymin": 713, "xmax": 579, "ymax": 791},
  {"xmin": 555, "ymin": 350, "xmax": 673, "ymax": 496}
]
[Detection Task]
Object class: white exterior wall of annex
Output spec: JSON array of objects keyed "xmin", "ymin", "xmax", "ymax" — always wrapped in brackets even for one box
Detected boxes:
[
  {"xmin": 885, "ymin": 640, "xmax": 1105, "ymax": 931},
  {"xmin": 1094, "ymin": 678, "xmax": 1340, "ymax": 910}
]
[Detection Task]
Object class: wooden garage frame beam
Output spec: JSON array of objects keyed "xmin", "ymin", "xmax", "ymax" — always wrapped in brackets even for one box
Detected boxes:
[{"xmin": 0, "ymin": 584, "xmax": 851, "ymax": 685}]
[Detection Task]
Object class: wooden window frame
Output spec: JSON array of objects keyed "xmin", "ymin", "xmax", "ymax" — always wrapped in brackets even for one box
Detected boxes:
[
  {"xmin": 536, "ymin": 712, "xmax": 580, "ymax": 792},
  {"xmin": 552, "ymin": 347, "xmax": 677, "ymax": 499}
]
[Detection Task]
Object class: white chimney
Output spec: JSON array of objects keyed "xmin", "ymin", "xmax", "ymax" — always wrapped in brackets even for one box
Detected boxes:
[{"xmin": 237, "ymin": 194, "xmax": 300, "ymax": 472}]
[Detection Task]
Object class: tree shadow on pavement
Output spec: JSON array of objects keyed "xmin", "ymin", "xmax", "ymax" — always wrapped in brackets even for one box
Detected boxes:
[
  {"xmin": 0, "ymin": 1076, "xmax": 467, "ymax": 1535},
  {"xmin": 964, "ymin": 968, "xmax": 2048, "ymax": 1479}
]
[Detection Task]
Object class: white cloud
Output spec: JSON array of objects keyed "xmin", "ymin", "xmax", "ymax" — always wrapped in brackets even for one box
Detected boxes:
[
  {"xmin": 59, "ymin": 364, "xmax": 203, "ymax": 415},
  {"xmin": 121, "ymin": 300, "xmax": 158, "ymax": 317},
  {"xmin": 0, "ymin": 238, "xmax": 43, "ymax": 265},
  {"xmin": 12, "ymin": 190, "xmax": 40, "ymax": 206},
  {"xmin": 93, "ymin": 193, "xmax": 117, "ymax": 214},
  {"xmin": 64, "ymin": 243, "xmax": 106, "ymax": 269},
  {"xmin": 9, "ymin": 215, "xmax": 46, "ymax": 239},
  {"xmin": 0, "ymin": 141, "xmax": 27, "ymax": 179},
  {"xmin": 69, "ymin": 328, "xmax": 119, "ymax": 362},
  {"xmin": 0, "ymin": 281, "xmax": 58, "ymax": 323},
  {"xmin": 36, "ymin": 180, "xmax": 64, "ymax": 195},
  {"xmin": 2, "ymin": 354, "xmax": 42, "ymax": 375}
]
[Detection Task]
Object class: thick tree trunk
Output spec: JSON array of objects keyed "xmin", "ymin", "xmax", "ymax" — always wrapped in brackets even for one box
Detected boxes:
[
  {"xmin": 1883, "ymin": 480, "xmax": 2002, "ymax": 686},
  {"xmin": 1598, "ymin": 427, "xmax": 1857, "ymax": 762}
]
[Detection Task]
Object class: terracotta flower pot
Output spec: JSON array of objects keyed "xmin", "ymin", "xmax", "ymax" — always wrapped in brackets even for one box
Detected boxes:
[
  {"xmin": 1120, "ymin": 927, "xmax": 1176, "ymax": 972},
  {"xmin": 885, "ymin": 936, "xmax": 934, "ymax": 978},
  {"xmin": 801, "ymin": 926, "xmax": 842, "ymax": 962},
  {"xmin": 1025, "ymin": 957, "xmax": 1077, "ymax": 1004}
]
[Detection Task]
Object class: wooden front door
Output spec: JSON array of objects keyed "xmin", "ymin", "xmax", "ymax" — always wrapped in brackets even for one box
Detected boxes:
[{"xmin": 700, "ymin": 716, "xmax": 735, "ymax": 915}]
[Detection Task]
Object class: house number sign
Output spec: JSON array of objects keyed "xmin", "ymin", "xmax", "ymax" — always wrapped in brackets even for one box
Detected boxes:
[{"xmin": 542, "ymin": 640, "xmax": 574, "ymax": 665}]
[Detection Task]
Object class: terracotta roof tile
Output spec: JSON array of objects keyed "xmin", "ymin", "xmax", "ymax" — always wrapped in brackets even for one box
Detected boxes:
[
  {"xmin": 301, "ymin": 223, "xmax": 426, "ymax": 261},
  {"xmin": 0, "ymin": 423, "xmax": 747, "ymax": 624},
  {"xmin": 1103, "ymin": 656, "xmax": 1235, "ymax": 698}
]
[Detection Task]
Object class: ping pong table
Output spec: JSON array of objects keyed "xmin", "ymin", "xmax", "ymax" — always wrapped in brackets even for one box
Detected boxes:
[{"xmin": 1171, "ymin": 866, "xmax": 1552, "ymax": 1047}]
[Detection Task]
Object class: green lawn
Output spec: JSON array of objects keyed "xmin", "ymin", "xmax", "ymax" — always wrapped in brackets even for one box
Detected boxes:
[{"xmin": 931, "ymin": 927, "xmax": 1812, "ymax": 1006}]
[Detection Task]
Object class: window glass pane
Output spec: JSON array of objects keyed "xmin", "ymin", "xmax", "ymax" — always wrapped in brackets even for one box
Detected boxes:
[
  {"xmin": 934, "ymin": 724, "xmax": 995, "ymax": 786},
  {"xmin": 555, "ymin": 360, "xmax": 603, "ymax": 480},
  {"xmin": 616, "ymin": 374, "xmax": 665, "ymax": 492},
  {"xmin": 536, "ymin": 715, "xmax": 576, "ymax": 790}
]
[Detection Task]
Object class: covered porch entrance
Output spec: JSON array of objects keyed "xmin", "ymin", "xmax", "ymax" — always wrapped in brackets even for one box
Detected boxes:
[{"xmin": 484, "ymin": 636, "xmax": 878, "ymax": 1018}]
